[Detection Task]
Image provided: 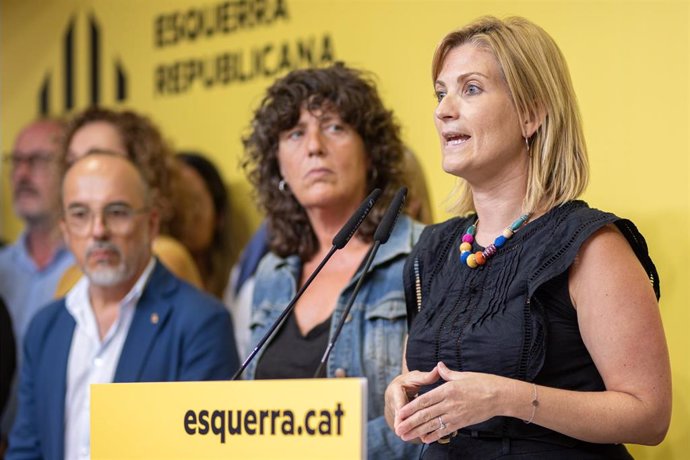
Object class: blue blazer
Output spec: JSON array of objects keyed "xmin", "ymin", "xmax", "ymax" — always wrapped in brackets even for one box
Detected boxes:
[{"xmin": 7, "ymin": 261, "xmax": 239, "ymax": 460}]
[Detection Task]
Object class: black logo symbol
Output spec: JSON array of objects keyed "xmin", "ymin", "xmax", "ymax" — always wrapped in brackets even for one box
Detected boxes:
[{"xmin": 38, "ymin": 13, "xmax": 128, "ymax": 116}]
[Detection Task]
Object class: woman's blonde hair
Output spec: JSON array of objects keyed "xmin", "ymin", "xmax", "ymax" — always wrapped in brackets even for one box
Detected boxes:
[{"xmin": 432, "ymin": 16, "xmax": 589, "ymax": 215}]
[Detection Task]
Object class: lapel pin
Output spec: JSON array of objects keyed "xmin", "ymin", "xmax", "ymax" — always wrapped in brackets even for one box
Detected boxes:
[{"xmin": 150, "ymin": 312, "xmax": 159, "ymax": 325}]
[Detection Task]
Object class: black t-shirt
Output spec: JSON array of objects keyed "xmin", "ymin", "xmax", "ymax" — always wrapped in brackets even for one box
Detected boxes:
[{"xmin": 254, "ymin": 312, "xmax": 331, "ymax": 380}]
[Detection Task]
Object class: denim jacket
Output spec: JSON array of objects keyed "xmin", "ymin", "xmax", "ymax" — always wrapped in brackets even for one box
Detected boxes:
[{"xmin": 246, "ymin": 215, "xmax": 424, "ymax": 459}]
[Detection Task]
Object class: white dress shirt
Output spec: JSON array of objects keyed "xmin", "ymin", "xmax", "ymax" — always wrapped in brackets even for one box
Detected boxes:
[{"xmin": 63, "ymin": 258, "xmax": 155, "ymax": 460}]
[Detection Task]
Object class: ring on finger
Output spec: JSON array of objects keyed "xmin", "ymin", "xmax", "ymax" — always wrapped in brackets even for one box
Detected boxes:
[{"xmin": 438, "ymin": 416, "xmax": 447, "ymax": 431}]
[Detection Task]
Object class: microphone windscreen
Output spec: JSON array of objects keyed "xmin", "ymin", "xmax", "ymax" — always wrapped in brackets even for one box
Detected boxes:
[
  {"xmin": 373, "ymin": 187, "xmax": 407, "ymax": 244},
  {"xmin": 332, "ymin": 188, "xmax": 382, "ymax": 249}
]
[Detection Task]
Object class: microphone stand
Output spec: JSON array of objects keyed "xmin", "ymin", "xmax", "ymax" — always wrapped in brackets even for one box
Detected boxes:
[
  {"xmin": 313, "ymin": 187, "xmax": 408, "ymax": 378},
  {"xmin": 232, "ymin": 245, "xmax": 338, "ymax": 380},
  {"xmin": 313, "ymin": 242, "xmax": 379, "ymax": 378}
]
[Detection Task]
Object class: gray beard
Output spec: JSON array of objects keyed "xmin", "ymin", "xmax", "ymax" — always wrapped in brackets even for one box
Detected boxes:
[{"xmin": 85, "ymin": 262, "xmax": 132, "ymax": 287}]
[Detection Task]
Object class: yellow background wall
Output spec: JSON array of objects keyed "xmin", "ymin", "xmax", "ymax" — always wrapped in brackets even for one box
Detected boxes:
[{"xmin": 1, "ymin": 1, "xmax": 687, "ymax": 457}]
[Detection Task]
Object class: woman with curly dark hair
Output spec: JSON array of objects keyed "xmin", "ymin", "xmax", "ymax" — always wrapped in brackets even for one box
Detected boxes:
[
  {"xmin": 241, "ymin": 63, "xmax": 424, "ymax": 459},
  {"xmin": 54, "ymin": 107, "xmax": 202, "ymax": 295}
]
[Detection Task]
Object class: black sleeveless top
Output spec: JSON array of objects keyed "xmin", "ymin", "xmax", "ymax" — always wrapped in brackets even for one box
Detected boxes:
[{"xmin": 404, "ymin": 201, "xmax": 659, "ymax": 459}]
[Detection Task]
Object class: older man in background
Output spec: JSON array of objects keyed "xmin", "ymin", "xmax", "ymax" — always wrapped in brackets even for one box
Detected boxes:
[
  {"xmin": 6, "ymin": 152, "xmax": 238, "ymax": 460},
  {"xmin": 0, "ymin": 119, "xmax": 75, "ymax": 442}
]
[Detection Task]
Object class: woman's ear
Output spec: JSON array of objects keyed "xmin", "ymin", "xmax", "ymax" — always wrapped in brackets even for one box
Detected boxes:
[{"xmin": 522, "ymin": 105, "xmax": 546, "ymax": 139}]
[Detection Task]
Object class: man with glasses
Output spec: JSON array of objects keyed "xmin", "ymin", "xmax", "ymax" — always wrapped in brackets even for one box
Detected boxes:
[
  {"xmin": 0, "ymin": 119, "xmax": 75, "ymax": 443},
  {"xmin": 6, "ymin": 152, "xmax": 238, "ymax": 460}
]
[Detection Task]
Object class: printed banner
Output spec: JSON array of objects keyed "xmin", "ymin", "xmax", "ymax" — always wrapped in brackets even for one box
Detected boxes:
[{"xmin": 91, "ymin": 378, "xmax": 367, "ymax": 459}]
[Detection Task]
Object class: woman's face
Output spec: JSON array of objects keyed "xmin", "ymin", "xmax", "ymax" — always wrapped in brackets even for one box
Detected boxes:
[
  {"xmin": 433, "ymin": 44, "xmax": 527, "ymax": 184},
  {"xmin": 277, "ymin": 106, "xmax": 369, "ymax": 215},
  {"xmin": 67, "ymin": 121, "xmax": 127, "ymax": 163},
  {"xmin": 177, "ymin": 163, "xmax": 216, "ymax": 254}
]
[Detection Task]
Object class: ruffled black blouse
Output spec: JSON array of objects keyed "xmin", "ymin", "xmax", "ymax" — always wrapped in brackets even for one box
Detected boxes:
[{"xmin": 404, "ymin": 201, "xmax": 659, "ymax": 459}]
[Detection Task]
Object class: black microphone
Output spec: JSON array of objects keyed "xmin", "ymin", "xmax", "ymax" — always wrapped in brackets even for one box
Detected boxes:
[
  {"xmin": 314, "ymin": 187, "xmax": 407, "ymax": 378},
  {"xmin": 232, "ymin": 188, "xmax": 382, "ymax": 380},
  {"xmin": 373, "ymin": 186, "xmax": 407, "ymax": 244},
  {"xmin": 332, "ymin": 188, "xmax": 382, "ymax": 248}
]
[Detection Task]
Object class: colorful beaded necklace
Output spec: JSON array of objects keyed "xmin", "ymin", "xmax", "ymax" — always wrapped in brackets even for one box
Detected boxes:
[{"xmin": 459, "ymin": 213, "xmax": 531, "ymax": 268}]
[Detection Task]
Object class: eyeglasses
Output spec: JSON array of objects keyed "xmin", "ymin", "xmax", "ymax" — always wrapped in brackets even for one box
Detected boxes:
[
  {"xmin": 63, "ymin": 203, "xmax": 149, "ymax": 236},
  {"xmin": 3, "ymin": 151, "xmax": 57, "ymax": 171}
]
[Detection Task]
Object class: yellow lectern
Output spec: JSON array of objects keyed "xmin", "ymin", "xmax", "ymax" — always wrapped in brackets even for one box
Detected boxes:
[{"xmin": 91, "ymin": 378, "xmax": 367, "ymax": 459}]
